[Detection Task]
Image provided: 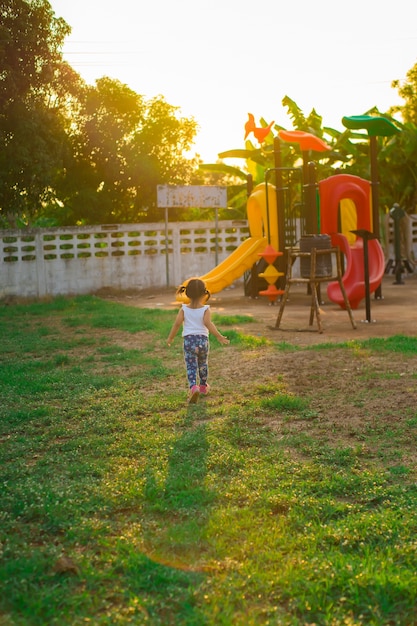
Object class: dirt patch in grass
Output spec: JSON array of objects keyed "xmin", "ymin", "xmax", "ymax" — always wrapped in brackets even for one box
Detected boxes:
[
  {"xmin": 102, "ymin": 274, "xmax": 417, "ymax": 468},
  {"xmin": 229, "ymin": 346, "xmax": 417, "ymax": 464},
  {"xmin": 104, "ymin": 274, "xmax": 417, "ymax": 344}
]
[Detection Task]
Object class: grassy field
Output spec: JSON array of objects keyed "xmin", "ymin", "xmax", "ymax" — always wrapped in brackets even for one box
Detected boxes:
[{"xmin": 1, "ymin": 295, "xmax": 417, "ymax": 625}]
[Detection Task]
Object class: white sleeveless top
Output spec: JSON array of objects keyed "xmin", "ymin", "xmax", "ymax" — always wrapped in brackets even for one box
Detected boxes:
[{"xmin": 182, "ymin": 304, "xmax": 209, "ymax": 337}]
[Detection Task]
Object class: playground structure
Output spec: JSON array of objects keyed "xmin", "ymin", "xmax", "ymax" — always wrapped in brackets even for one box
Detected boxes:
[
  {"xmin": 318, "ymin": 174, "xmax": 385, "ymax": 309},
  {"xmin": 176, "ymin": 117, "xmax": 402, "ymax": 316}
]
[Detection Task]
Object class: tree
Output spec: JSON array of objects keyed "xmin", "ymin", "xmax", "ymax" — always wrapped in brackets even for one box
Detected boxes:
[
  {"xmin": 0, "ymin": 0, "xmax": 72, "ymax": 226},
  {"xmin": 0, "ymin": 1, "xmax": 199, "ymax": 227},
  {"xmin": 55, "ymin": 77, "xmax": 199, "ymax": 224},
  {"xmin": 127, "ymin": 94, "xmax": 198, "ymax": 222},
  {"xmin": 391, "ymin": 64, "xmax": 417, "ymax": 126},
  {"xmin": 56, "ymin": 77, "xmax": 147, "ymax": 225},
  {"xmin": 387, "ymin": 63, "xmax": 417, "ymax": 212}
]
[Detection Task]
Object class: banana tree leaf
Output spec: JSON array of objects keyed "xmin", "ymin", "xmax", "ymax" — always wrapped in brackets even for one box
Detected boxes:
[
  {"xmin": 322, "ymin": 126, "xmax": 343, "ymax": 139},
  {"xmin": 217, "ymin": 149, "xmax": 259, "ymax": 159},
  {"xmin": 198, "ymin": 163, "xmax": 247, "ymax": 179},
  {"xmin": 217, "ymin": 149, "xmax": 272, "ymax": 169}
]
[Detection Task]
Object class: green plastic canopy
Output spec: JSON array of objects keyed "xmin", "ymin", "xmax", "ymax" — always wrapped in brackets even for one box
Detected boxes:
[{"xmin": 342, "ymin": 115, "xmax": 400, "ymax": 137}]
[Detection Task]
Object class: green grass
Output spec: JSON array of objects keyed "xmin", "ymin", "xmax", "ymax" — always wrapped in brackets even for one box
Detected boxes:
[{"xmin": 1, "ymin": 296, "xmax": 417, "ymax": 625}]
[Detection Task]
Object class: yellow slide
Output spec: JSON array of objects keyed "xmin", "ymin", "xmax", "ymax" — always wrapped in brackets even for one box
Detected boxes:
[
  {"xmin": 196, "ymin": 236, "xmax": 267, "ymax": 294},
  {"xmin": 176, "ymin": 183, "xmax": 277, "ymax": 301}
]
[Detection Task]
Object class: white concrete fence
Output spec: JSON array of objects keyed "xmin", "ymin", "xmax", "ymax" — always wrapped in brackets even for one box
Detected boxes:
[
  {"xmin": 1, "ymin": 217, "xmax": 416, "ymax": 299},
  {"xmin": 0, "ymin": 220, "xmax": 250, "ymax": 298}
]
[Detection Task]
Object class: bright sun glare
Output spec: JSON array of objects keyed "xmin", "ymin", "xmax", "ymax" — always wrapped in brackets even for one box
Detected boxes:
[{"xmin": 51, "ymin": 0, "xmax": 416, "ymax": 162}]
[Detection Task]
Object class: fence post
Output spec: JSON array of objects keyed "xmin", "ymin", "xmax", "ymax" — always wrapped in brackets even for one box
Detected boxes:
[{"xmin": 35, "ymin": 231, "xmax": 47, "ymax": 297}]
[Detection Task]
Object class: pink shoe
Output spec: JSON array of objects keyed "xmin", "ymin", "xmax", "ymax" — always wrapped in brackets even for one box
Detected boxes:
[
  {"xmin": 189, "ymin": 385, "xmax": 200, "ymax": 404},
  {"xmin": 199, "ymin": 384, "xmax": 210, "ymax": 396}
]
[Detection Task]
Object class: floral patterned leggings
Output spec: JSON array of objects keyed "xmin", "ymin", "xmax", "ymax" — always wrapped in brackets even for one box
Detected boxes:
[{"xmin": 183, "ymin": 334, "xmax": 209, "ymax": 388}]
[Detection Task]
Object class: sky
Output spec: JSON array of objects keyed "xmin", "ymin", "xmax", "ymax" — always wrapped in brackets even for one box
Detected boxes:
[{"xmin": 50, "ymin": 0, "xmax": 417, "ymax": 163}]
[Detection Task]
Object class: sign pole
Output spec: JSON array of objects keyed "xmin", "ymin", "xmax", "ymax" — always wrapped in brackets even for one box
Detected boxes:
[
  {"xmin": 215, "ymin": 208, "xmax": 219, "ymax": 266},
  {"xmin": 165, "ymin": 206, "xmax": 169, "ymax": 287},
  {"xmin": 156, "ymin": 186, "xmax": 228, "ymax": 289}
]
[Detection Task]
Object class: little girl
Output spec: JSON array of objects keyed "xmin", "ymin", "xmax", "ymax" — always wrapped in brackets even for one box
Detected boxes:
[{"xmin": 167, "ymin": 278, "xmax": 230, "ymax": 403}]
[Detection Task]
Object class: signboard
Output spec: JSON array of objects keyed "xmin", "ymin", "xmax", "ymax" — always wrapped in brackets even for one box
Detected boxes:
[{"xmin": 157, "ymin": 185, "xmax": 227, "ymax": 209}]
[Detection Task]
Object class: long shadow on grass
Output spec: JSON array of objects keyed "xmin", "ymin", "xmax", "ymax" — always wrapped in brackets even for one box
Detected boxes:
[{"xmin": 134, "ymin": 411, "xmax": 213, "ymax": 623}]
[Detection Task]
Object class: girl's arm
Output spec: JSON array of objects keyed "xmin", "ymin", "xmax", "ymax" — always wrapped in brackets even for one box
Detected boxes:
[
  {"xmin": 203, "ymin": 308, "xmax": 230, "ymax": 345},
  {"xmin": 167, "ymin": 308, "xmax": 184, "ymax": 346}
]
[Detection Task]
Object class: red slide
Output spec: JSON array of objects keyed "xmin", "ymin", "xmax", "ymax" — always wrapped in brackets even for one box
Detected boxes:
[{"xmin": 327, "ymin": 233, "xmax": 385, "ymax": 310}]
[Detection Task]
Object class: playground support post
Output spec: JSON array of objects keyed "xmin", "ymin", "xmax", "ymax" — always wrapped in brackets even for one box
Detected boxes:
[
  {"xmin": 273, "ymin": 137, "xmax": 286, "ymax": 289},
  {"xmin": 352, "ymin": 229, "xmax": 378, "ymax": 323},
  {"xmin": 342, "ymin": 115, "xmax": 401, "ymax": 300},
  {"xmin": 306, "ymin": 161, "xmax": 317, "ymax": 234},
  {"xmin": 363, "ymin": 233, "xmax": 371, "ymax": 322},
  {"xmin": 370, "ymin": 136, "xmax": 382, "ymax": 299},
  {"xmin": 247, "ymin": 174, "xmax": 253, "ymax": 197},
  {"xmin": 370, "ymin": 136, "xmax": 380, "ymax": 239}
]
